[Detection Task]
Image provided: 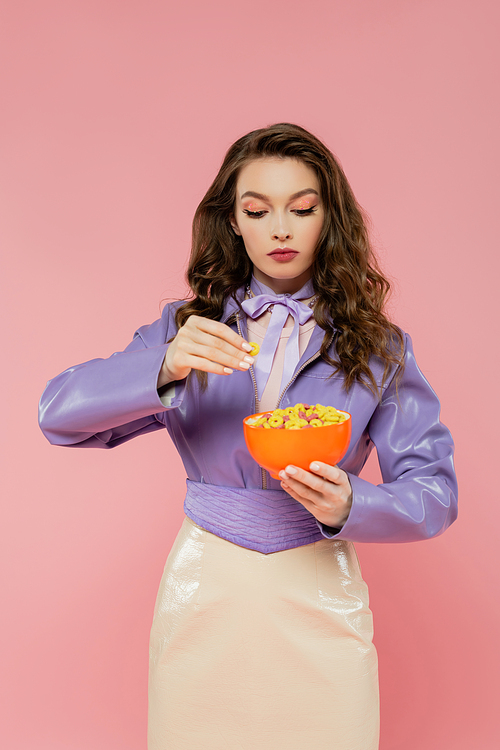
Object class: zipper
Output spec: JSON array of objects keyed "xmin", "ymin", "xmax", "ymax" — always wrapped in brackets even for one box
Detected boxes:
[
  {"xmin": 236, "ymin": 313, "xmax": 267, "ymax": 490},
  {"xmin": 238, "ymin": 311, "xmax": 334, "ymax": 489},
  {"xmin": 268, "ymin": 332, "xmax": 333, "ymax": 488}
]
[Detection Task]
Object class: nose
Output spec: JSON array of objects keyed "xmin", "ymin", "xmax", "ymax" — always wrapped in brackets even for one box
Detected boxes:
[{"xmin": 271, "ymin": 216, "xmax": 292, "ymax": 241}]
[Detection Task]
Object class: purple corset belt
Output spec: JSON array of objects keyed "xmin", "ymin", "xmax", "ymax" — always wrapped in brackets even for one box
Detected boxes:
[{"xmin": 183, "ymin": 479, "xmax": 325, "ymax": 554}]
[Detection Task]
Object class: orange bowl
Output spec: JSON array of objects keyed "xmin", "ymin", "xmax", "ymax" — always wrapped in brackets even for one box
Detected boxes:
[{"xmin": 243, "ymin": 410, "xmax": 352, "ymax": 479}]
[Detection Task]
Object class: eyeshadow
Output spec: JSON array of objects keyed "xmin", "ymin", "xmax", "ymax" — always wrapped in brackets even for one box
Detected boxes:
[{"xmin": 294, "ymin": 198, "xmax": 314, "ymax": 210}]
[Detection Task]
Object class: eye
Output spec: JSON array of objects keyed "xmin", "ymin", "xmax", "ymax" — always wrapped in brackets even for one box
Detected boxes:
[
  {"xmin": 243, "ymin": 209, "xmax": 267, "ymax": 218},
  {"xmin": 293, "ymin": 207, "xmax": 317, "ymax": 216}
]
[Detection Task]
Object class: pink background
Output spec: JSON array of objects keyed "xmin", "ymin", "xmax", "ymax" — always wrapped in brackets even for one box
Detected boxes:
[{"xmin": 1, "ymin": 1, "xmax": 499, "ymax": 747}]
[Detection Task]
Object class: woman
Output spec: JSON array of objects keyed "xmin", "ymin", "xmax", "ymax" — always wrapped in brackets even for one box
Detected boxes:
[{"xmin": 39, "ymin": 123, "xmax": 458, "ymax": 750}]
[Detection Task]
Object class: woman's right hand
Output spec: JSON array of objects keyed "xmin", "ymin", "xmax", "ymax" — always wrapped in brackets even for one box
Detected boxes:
[{"xmin": 157, "ymin": 315, "xmax": 255, "ymax": 387}]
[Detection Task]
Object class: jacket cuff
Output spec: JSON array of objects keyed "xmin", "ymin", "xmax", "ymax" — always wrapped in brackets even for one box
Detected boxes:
[
  {"xmin": 316, "ymin": 474, "xmax": 369, "ymax": 541},
  {"xmin": 316, "ymin": 471, "xmax": 456, "ymax": 543},
  {"xmin": 158, "ymin": 379, "xmax": 187, "ymax": 409}
]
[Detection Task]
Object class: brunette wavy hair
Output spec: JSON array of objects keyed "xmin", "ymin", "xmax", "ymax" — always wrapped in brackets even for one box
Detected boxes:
[{"xmin": 175, "ymin": 123, "xmax": 404, "ymax": 396}]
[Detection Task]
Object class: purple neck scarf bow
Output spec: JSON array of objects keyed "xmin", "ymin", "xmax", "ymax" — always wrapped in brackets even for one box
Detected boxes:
[{"xmin": 240, "ymin": 277, "xmax": 316, "ymax": 401}]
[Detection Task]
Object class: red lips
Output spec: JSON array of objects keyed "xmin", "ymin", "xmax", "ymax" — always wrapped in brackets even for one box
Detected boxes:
[{"xmin": 268, "ymin": 247, "xmax": 298, "ymax": 256}]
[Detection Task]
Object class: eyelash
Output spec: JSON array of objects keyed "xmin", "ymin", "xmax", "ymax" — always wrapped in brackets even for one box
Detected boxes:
[{"xmin": 243, "ymin": 207, "xmax": 317, "ymax": 219}]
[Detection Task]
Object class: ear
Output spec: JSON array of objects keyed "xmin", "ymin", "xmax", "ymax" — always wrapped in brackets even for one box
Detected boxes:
[{"xmin": 229, "ymin": 214, "xmax": 242, "ymax": 236}]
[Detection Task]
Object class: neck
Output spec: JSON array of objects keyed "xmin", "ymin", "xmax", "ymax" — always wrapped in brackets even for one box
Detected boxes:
[{"xmin": 251, "ymin": 268, "xmax": 313, "ymax": 295}]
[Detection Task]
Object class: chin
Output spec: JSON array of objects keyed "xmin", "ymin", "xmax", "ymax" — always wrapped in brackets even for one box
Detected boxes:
[
  {"xmin": 269, "ymin": 268, "xmax": 312, "ymax": 281},
  {"xmin": 255, "ymin": 265, "xmax": 313, "ymax": 294}
]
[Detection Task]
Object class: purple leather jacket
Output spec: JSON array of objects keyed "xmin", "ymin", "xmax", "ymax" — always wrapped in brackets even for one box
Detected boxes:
[{"xmin": 38, "ymin": 289, "xmax": 458, "ymax": 544}]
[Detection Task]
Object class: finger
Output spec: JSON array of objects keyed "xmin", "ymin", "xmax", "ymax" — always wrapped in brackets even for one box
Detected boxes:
[
  {"xmin": 177, "ymin": 329, "xmax": 254, "ymax": 372},
  {"xmin": 279, "ymin": 479, "xmax": 317, "ymax": 510},
  {"xmin": 181, "ymin": 339, "xmax": 254, "ymax": 372},
  {"xmin": 176, "ymin": 352, "xmax": 245, "ymax": 377},
  {"xmin": 307, "ymin": 463, "xmax": 353, "ymax": 509},
  {"xmin": 278, "ymin": 468, "xmax": 325, "ymax": 504},
  {"xmin": 308, "ymin": 461, "xmax": 343, "ymax": 484},
  {"xmin": 186, "ymin": 316, "xmax": 253, "ymax": 353},
  {"xmin": 281, "ymin": 478, "xmax": 350, "ymax": 528},
  {"xmin": 280, "ymin": 465, "xmax": 326, "ymax": 493}
]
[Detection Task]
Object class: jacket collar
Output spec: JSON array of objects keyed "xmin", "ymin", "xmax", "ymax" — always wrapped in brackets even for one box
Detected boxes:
[
  {"xmin": 221, "ymin": 285, "xmax": 335, "ymax": 324},
  {"xmin": 221, "ymin": 286, "xmax": 336, "ymax": 372}
]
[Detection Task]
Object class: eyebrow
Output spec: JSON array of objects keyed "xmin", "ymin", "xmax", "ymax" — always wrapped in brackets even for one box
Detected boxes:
[{"xmin": 240, "ymin": 188, "xmax": 319, "ymax": 202}]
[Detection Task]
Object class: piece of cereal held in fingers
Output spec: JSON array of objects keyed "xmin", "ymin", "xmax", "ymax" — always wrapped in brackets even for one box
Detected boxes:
[{"xmin": 248, "ymin": 342, "xmax": 260, "ymax": 356}]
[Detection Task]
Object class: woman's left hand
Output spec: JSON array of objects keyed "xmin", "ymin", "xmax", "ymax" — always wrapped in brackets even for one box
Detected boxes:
[{"xmin": 279, "ymin": 462, "xmax": 353, "ymax": 529}]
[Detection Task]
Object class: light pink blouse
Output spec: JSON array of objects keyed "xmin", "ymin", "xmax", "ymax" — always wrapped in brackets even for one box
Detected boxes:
[{"xmin": 246, "ymin": 312, "xmax": 316, "ymax": 412}]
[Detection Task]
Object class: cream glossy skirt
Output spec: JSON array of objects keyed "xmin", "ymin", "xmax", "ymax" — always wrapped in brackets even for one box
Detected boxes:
[{"xmin": 148, "ymin": 516, "xmax": 379, "ymax": 750}]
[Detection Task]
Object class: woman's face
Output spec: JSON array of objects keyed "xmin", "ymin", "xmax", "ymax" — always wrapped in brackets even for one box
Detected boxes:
[{"xmin": 230, "ymin": 157, "xmax": 324, "ymax": 295}]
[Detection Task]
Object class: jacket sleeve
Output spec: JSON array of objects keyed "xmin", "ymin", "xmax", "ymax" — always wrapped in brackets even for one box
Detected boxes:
[
  {"xmin": 318, "ymin": 333, "xmax": 458, "ymax": 542},
  {"xmin": 38, "ymin": 304, "xmax": 186, "ymax": 448}
]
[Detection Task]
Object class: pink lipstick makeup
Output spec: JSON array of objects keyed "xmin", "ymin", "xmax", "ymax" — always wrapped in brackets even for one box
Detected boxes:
[{"xmin": 267, "ymin": 247, "xmax": 299, "ymax": 262}]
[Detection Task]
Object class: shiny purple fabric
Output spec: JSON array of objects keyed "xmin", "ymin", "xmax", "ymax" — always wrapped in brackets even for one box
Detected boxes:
[{"xmin": 38, "ymin": 287, "xmax": 458, "ymax": 546}]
